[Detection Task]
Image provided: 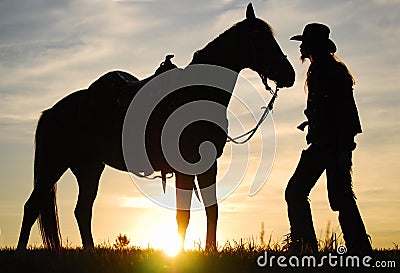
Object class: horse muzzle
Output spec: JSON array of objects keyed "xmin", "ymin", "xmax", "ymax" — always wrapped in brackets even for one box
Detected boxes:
[{"xmin": 275, "ymin": 59, "xmax": 295, "ymax": 88}]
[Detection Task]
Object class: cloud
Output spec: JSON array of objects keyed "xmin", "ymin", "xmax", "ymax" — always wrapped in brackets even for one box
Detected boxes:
[
  {"xmin": 372, "ymin": 0, "xmax": 400, "ymax": 4},
  {"xmin": 0, "ymin": 0, "xmax": 399, "ymax": 248}
]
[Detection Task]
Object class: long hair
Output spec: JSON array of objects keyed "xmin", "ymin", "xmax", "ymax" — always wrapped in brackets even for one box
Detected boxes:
[{"xmin": 304, "ymin": 52, "xmax": 355, "ymax": 93}]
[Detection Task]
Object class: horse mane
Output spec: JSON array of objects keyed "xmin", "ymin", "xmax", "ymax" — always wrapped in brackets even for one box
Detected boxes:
[{"xmin": 191, "ymin": 18, "xmax": 274, "ymax": 65}]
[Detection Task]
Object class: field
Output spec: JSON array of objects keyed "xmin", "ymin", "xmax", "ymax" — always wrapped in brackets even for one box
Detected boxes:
[{"xmin": 1, "ymin": 242, "xmax": 398, "ymax": 273}]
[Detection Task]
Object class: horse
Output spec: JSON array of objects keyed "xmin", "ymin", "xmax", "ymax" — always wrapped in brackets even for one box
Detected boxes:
[{"xmin": 17, "ymin": 3, "xmax": 295, "ymax": 251}]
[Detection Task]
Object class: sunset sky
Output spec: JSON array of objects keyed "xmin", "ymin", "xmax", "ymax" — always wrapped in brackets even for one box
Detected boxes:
[{"xmin": 0, "ymin": 0, "xmax": 399, "ymax": 250}]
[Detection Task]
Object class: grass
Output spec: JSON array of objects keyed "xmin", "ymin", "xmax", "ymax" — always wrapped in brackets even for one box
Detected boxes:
[
  {"xmin": 1, "ymin": 225, "xmax": 398, "ymax": 273},
  {"xmin": 1, "ymin": 240, "xmax": 399, "ymax": 273}
]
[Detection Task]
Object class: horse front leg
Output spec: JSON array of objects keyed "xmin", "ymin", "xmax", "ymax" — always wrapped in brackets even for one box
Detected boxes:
[
  {"xmin": 71, "ymin": 162, "xmax": 104, "ymax": 249},
  {"xmin": 175, "ymin": 172, "xmax": 194, "ymax": 250},
  {"xmin": 197, "ymin": 162, "xmax": 218, "ymax": 250}
]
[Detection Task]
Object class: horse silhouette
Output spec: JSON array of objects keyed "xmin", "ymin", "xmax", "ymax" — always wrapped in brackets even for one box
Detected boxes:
[{"xmin": 17, "ymin": 3, "xmax": 295, "ymax": 251}]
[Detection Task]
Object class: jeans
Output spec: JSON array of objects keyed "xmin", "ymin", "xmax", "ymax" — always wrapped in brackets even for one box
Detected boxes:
[{"xmin": 285, "ymin": 144, "xmax": 372, "ymax": 254}]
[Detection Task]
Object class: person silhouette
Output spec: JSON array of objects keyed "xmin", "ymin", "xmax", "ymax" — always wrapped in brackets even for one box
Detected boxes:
[{"xmin": 285, "ymin": 23, "xmax": 373, "ymax": 255}]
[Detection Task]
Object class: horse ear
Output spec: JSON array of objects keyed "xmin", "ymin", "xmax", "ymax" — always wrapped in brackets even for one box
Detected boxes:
[{"xmin": 246, "ymin": 3, "xmax": 256, "ymax": 20}]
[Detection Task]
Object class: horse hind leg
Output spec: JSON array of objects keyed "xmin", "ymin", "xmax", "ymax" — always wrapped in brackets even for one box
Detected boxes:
[
  {"xmin": 175, "ymin": 172, "xmax": 195, "ymax": 249},
  {"xmin": 17, "ymin": 163, "xmax": 67, "ymax": 251},
  {"xmin": 71, "ymin": 162, "xmax": 104, "ymax": 249},
  {"xmin": 197, "ymin": 162, "xmax": 218, "ymax": 250}
]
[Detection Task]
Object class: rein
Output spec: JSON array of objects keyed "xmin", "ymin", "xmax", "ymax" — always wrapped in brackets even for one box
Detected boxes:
[
  {"xmin": 227, "ymin": 29, "xmax": 280, "ymax": 145},
  {"xmin": 140, "ymin": 86, "xmax": 279, "ymax": 193},
  {"xmin": 227, "ymin": 86, "xmax": 279, "ymax": 144}
]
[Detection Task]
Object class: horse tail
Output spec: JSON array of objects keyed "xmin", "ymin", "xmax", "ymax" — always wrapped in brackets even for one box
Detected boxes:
[{"xmin": 35, "ymin": 110, "xmax": 62, "ymax": 250}]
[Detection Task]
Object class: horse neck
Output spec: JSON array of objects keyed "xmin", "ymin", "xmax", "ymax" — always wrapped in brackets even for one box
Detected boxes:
[
  {"xmin": 189, "ymin": 55, "xmax": 240, "ymax": 107},
  {"xmin": 189, "ymin": 25, "xmax": 249, "ymax": 74},
  {"xmin": 190, "ymin": 52, "xmax": 245, "ymax": 74},
  {"xmin": 188, "ymin": 29, "xmax": 248, "ymax": 107}
]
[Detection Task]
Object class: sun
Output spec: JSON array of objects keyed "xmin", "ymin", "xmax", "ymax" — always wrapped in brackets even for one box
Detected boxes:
[
  {"xmin": 145, "ymin": 219, "xmax": 183, "ymax": 257},
  {"xmin": 160, "ymin": 233, "xmax": 183, "ymax": 257},
  {"xmin": 151, "ymin": 231, "xmax": 182, "ymax": 257}
]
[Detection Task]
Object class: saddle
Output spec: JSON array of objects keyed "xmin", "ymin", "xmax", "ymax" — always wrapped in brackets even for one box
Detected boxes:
[
  {"xmin": 78, "ymin": 55, "xmax": 178, "ymax": 130},
  {"xmin": 78, "ymin": 55, "xmax": 226, "ymax": 186},
  {"xmin": 78, "ymin": 56, "xmax": 180, "ymax": 178}
]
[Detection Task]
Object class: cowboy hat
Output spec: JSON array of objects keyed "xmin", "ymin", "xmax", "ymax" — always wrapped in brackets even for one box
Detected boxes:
[{"xmin": 291, "ymin": 23, "xmax": 336, "ymax": 53}]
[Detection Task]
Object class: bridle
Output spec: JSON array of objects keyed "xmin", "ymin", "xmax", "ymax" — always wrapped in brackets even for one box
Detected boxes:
[
  {"xmin": 226, "ymin": 29, "xmax": 283, "ymax": 144},
  {"xmin": 247, "ymin": 30, "xmax": 276, "ymax": 91}
]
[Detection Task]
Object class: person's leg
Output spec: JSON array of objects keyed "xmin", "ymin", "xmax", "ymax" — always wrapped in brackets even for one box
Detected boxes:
[
  {"xmin": 285, "ymin": 145, "xmax": 326, "ymax": 252},
  {"xmin": 326, "ymin": 150, "xmax": 373, "ymax": 255}
]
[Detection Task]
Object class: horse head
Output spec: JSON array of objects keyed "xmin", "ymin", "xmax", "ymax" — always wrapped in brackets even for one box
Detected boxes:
[{"xmin": 242, "ymin": 3, "xmax": 295, "ymax": 90}]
